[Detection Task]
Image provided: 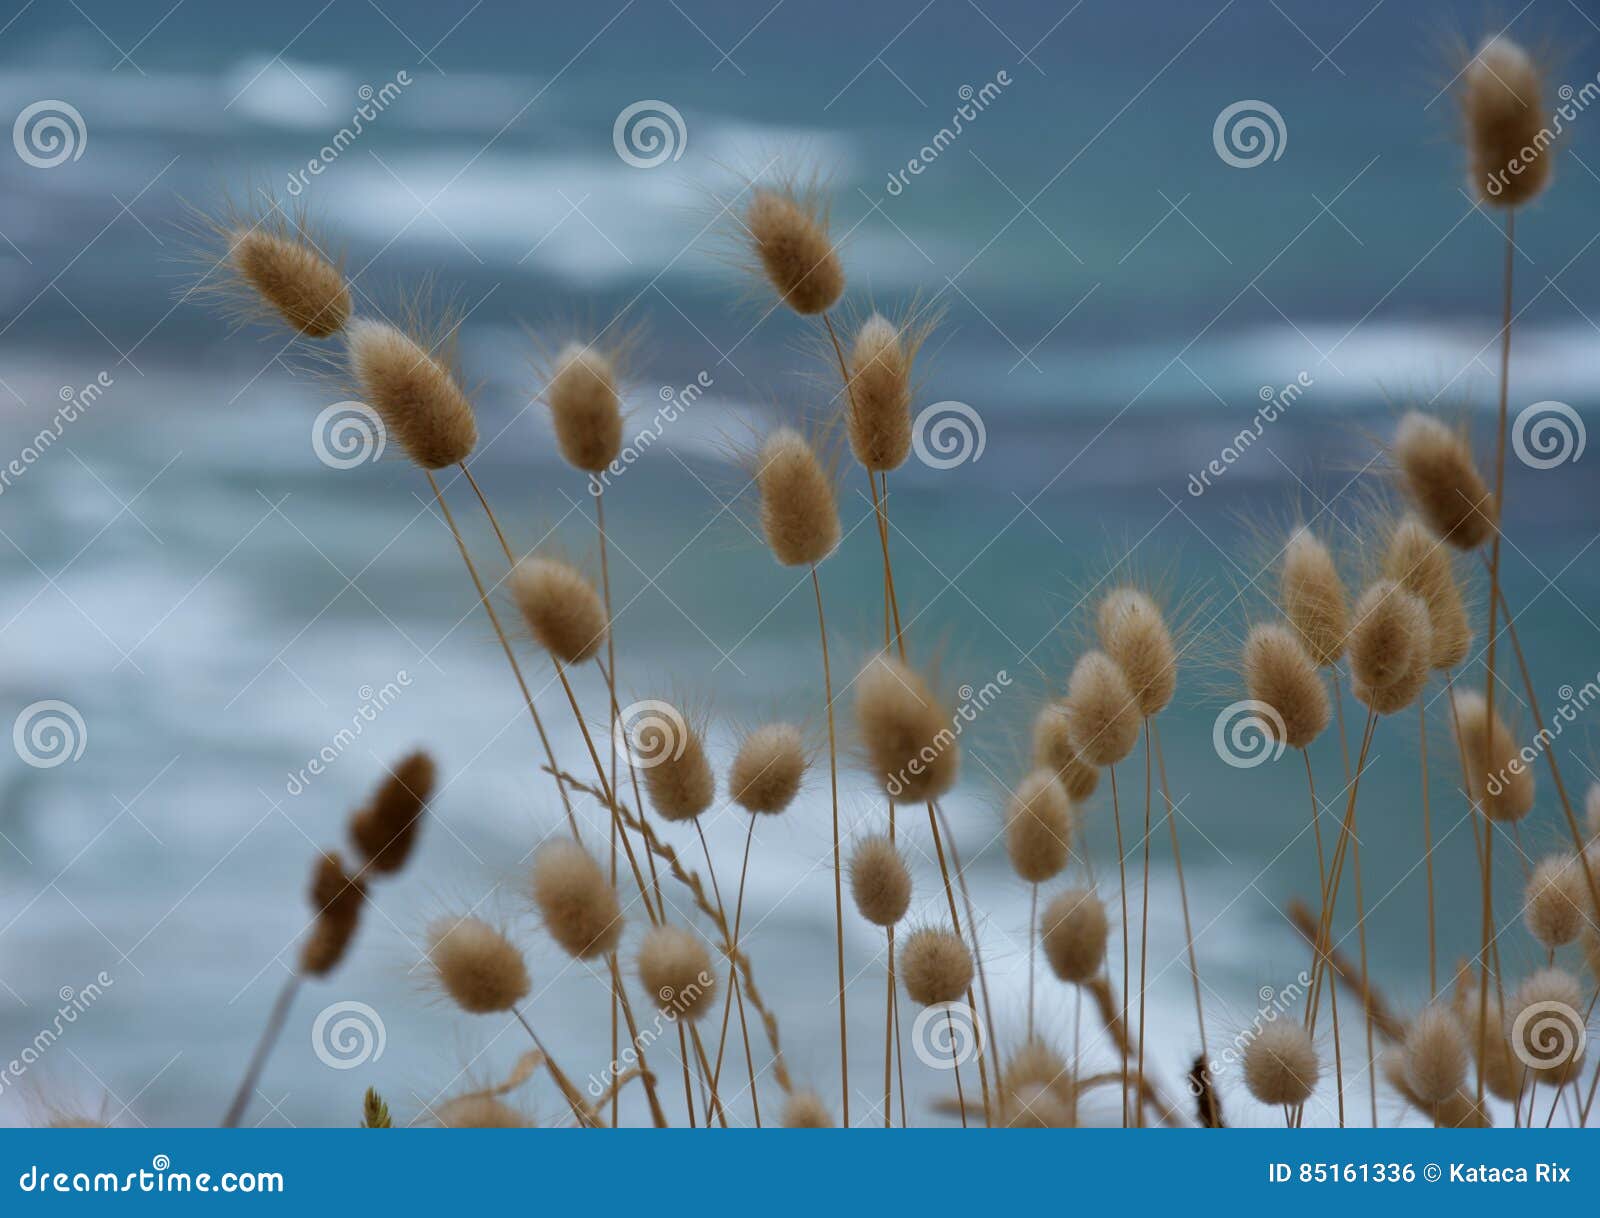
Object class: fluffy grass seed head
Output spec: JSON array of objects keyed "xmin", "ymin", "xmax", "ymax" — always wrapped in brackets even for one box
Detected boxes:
[
  {"xmin": 1383, "ymin": 515, "xmax": 1472, "ymax": 670},
  {"xmin": 1096, "ymin": 588, "xmax": 1176, "ymax": 717},
  {"xmin": 1243, "ymin": 1022, "xmax": 1320, "ymax": 1107},
  {"xmin": 1525, "ymin": 855, "xmax": 1587, "ymax": 949},
  {"xmin": 781, "ymin": 1091, "xmax": 833, "ymax": 1128},
  {"xmin": 637, "ymin": 924, "xmax": 717, "ymax": 1020},
  {"xmin": 1279, "ymin": 528, "xmax": 1348, "ymax": 666},
  {"xmin": 1350, "ymin": 582, "xmax": 1432, "ymax": 716},
  {"xmin": 346, "ymin": 318, "xmax": 478, "ymax": 469},
  {"xmin": 755, "ymin": 428, "xmax": 840, "ymax": 567},
  {"xmin": 299, "ymin": 850, "xmax": 365, "ymax": 976},
  {"xmin": 1454, "ymin": 976, "xmax": 1524, "ymax": 1102},
  {"xmin": 1031, "ymin": 700, "xmax": 1099, "ymax": 801},
  {"xmin": 743, "ymin": 184, "xmax": 845, "ymax": 316},
  {"xmin": 1242, "ymin": 623, "xmax": 1330, "ymax": 750},
  {"xmin": 640, "ymin": 704, "xmax": 715, "ymax": 823},
  {"xmin": 1005, "ymin": 769, "xmax": 1074, "ymax": 884},
  {"xmin": 900, "ymin": 926, "xmax": 974, "ymax": 1006},
  {"xmin": 427, "ymin": 916, "xmax": 530, "ymax": 1014},
  {"xmin": 1403, "ymin": 1005, "xmax": 1470, "ymax": 1105},
  {"xmin": 510, "ymin": 556, "xmax": 608, "ymax": 665},
  {"xmin": 1461, "ymin": 36, "xmax": 1553, "ymax": 207},
  {"xmin": 530, "ymin": 838, "xmax": 623, "ymax": 960},
  {"xmin": 845, "ymin": 312, "xmax": 916, "ymax": 472},
  {"xmin": 1507, "ymin": 967, "xmax": 1588, "ymax": 1083},
  {"xmin": 848, "ymin": 834, "xmax": 912, "ymax": 927},
  {"xmin": 1065, "ymin": 651, "xmax": 1141, "ymax": 768},
  {"xmin": 194, "ymin": 198, "xmax": 350, "ymax": 338},
  {"xmin": 348, "ymin": 750, "xmax": 434, "ymax": 875},
  {"xmin": 1451, "ymin": 689, "xmax": 1535, "ymax": 822},
  {"xmin": 728, "ymin": 722, "xmax": 807, "ymax": 814},
  {"xmin": 855, "ymin": 654, "xmax": 959, "ymax": 802},
  {"xmin": 1391, "ymin": 412, "xmax": 1495, "ymax": 549},
  {"xmin": 1040, "ymin": 887, "xmax": 1108, "ymax": 984},
  {"xmin": 544, "ymin": 343, "xmax": 624, "ymax": 474}
]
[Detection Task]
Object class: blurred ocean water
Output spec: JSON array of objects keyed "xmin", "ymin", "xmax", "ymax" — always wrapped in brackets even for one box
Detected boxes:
[{"xmin": 0, "ymin": 0, "xmax": 1598, "ymax": 1128}]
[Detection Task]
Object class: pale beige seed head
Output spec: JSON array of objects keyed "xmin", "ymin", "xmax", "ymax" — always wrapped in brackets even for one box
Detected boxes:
[
  {"xmin": 848, "ymin": 834, "xmax": 912, "ymax": 927},
  {"xmin": 755, "ymin": 428, "xmax": 840, "ymax": 568},
  {"xmin": 530, "ymin": 838, "xmax": 623, "ymax": 960},
  {"xmin": 427, "ymin": 917, "xmax": 530, "ymax": 1015},
  {"xmin": 1243, "ymin": 1021, "xmax": 1319, "ymax": 1107},
  {"xmin": 901, "ymin": 926, "xmax": 974, "ymax": 1006},
  {"xmin": 346, "ymin": 319, "xmax": 478, "ymax": 469},
  {"xmin": 845, "ymin": 313, "xmax": 913, "ymax": 472},
  {"xmin": 1454, "ymin": 977, "xmax": 1524, "ymax": 1103},
  {"xmin": 637, "ymin": 925, "xmax": 717, "ymax": 1020},
  {"xmin": 1462, "ymin": 37, "xmax": 1552, "ymax": 207},
  {"xmin": 230, "ymin": 227, "xmax": 351, "ymax": 338},
  {"xmin": 1451, "ymin": 690, "xmax": 1535, "ymax": 822},
  {"xmin": 1507, "ymin": 967, "xmax": 1587, "ymax": 1084},
  {"xmin": 1279, "ymin": 529, "xmax": 1348, "ymax": 666},
  {"xmin": 1392, "ymin": 412, "xmax": 1495, "ymax": 549},
  {"xmin": 1348, "ymin": 580, "xmax": 1426, "ymax": 694},
  {"xmin": 1525, "ymin": 855, "xmax": 1587, "ymax": 949},
  {"xmin": 1381, "ymin": 1050, "xmax": 1488, "ymax": 1128},
  {"xmin": 545, "ymin": 343, "xmax": 623, "ymax": 474},
  {"xmin": 1039, "ymin": 887, "xmax": 1108, "ymax": 984},
  {"xmin": 1031, "ymin": 700, "xmax": 1099, "ymax": 801},
  {"xmin": 1005, "ymin": 769, "xmax": 1074, "ymax": 884},
  {"xmin": 1403, "ymin": 1005, "xmax": 1470, "ymax": 1105},
  {"xmin": 728, "ymin": 723, "xmax": 806, "ymax": 814},
  {"xmin": 1242, "ymin": 623, "xmax": 1330, "ymax": 750},
  {"xmin": 436, "ymin": 1095, "xmax": 527, "ymax": 1128},
  {"xmin": 510, "ymin": 557, "xmax": 608, "ymax": 665},
  {"xmin": 1383, "ymin": 515, "xmax": 1472, "ymax": 669},
  {"xmin": 781, "ymin": 1091, "xmax": 833, "ymax": 1128},
  {"xmin": 640, "ymin": 710, "xmax": 715, "ymax": 823},
  {"xmin": 1096, "ymin": 588, "xmax": 1176, "ymax": 717},
  {"xmin": 1065, "ymin": 651, "xmax": 1140, "ymax": 767},
  {"xmin": 1352, "ymin": 586, "xmax": 1432, "ymax": 716},
  {"xmin": 744, "ymin": 188, "xmax": 844, "ymax": 315},
  {"xmin": 855, "ymin": 655, "xmax": 959, "ymax": 802}
]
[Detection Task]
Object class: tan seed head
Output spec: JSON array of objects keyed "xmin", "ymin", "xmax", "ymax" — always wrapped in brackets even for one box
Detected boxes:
[
  {"xmin": 855, "ymin": 655, "xmax": 959, "ymax": 802},
  {"xmin": 346, "ymin": 319, "xmax": 478, "ymax": 469},
  {"xmin": 900, "ymin": 926, "xmax": 974, "ymax": 1006},
  {"xmin": 1005, "ymin": 769, "xmax": 1074, "ymax": 884},
  {"xmin": 1065, "ymin": 651, "xmax": 1140, "ymax": 768},
  {"xmin": 727, "ymin": 723, "xmax": 806, "ymax": 814},
  {"xmin": 1096, "ymin": 588, "xmax": 1176, "ymax": 717},
  {"xmin": 1040, "ymin": 887, "xmax": 1108, "ymax": 984},
  {"xmin": 744, "ymin": 187, "xmax": 844, "ymax": 316},
  {"xmin": 530, "ymin": 838, "xmax": 623, "ymax": 960},
  {"xmin": 510, "ymin": 557, "xmax": 608, "ymax": 666},
  {"xmin": 637, "ymin": 924, "xmax": 717, "ymax": 1020},
  {"xmin": 546, "ymin": 343, "xmax": 623, "ymax": 474},
  {"xmin": 848, "ymin": 834, "xmax": 912, "ymax": 927},
  {"xmin": 427, "ymin": 916, "xmax": 530, "ymax": 1014}
]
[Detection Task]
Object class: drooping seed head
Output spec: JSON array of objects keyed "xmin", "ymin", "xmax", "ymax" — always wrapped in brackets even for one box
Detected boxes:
[
  {"xmin": 727, "ymin": 723, "xmax": 806, "ymax": 814},
  {"xmin": 509, "ymin": 557, "xmax": 608, "ymax": 665},
  {"xmin": 348, "ymin": 750, "xmax": 434, "ymax": 875},
  {"xmin": 640, "ymin": 707, "xmax": 715, "ymax": 823},
  {"xmin": 1507, "ymin": 967, "xmax": 1587, "ymax": 1083},
  {"xmin": 1279, "ymin": 529, "xmax": 1348, "ymax": 666},
  {"xmin": 229, "ymin": 226, "xmax": 351, "ymax": 338},
  {"xmin": 848, "ymin": 834, "xmax": 912, "ymax": 927},
  {"xmin": 1403, "ymin": 1005, "xmax": 1470, "ymax": 1105},
  {"xmin": 1039, "ymin": 887, "xmax": 1108, "ymax": 984},
  {"xmin": 1031, "ymin": 700, "xmax": 1099, "ymax": 801},
  {"xmin": 1451, "ymin": 689, "xmax": 1535, "ymax": 822},
  {"xmin": 855, "ymin": 655, "xmax": 959, "ymax": 802},
  {"xmin": 744, "ymin": 187, "xmax": 845, "ymax": 315},
  {"xmin": 1461, "ymin": 37, "xmax": 1553, "ymax": 207},
  {"xmin": 427, "ymin": 916, "xmax": 530, "ymax": 1014},
  {"xmin": 1065, "ymin": 651, "xmax": 1140, "ymax": 768},
  {"xmin": 346, "ymin": 318, "xmax": 478, "ymax": 469},
  {"xmin": 1392, "ymin": 412, "xmax": 1495, "ymax": 549},
  {"xmin": 1243, "ymin": 1022, "xmax": 1319, "ymax": 1107},
  {"xmin": 530, "ymin": 838, "xmax": 623, "ymax": 960},
  {"xmin": 900, "ymin": 926, "xmax": 974, "ymax": 1006},
  {"xmin": 1005, "ymin": 769, "xmax": 1074, "ymax": 884},
  {"xmin": 545, "ymin": 343, "xmax": 623, "ymax": 474},
  {"xmin": 845, "ymin": 313, "xmax": 914, "ymax": 472},
  {"xmin": 1242, "ymin": 623, "xmax": 1330, "ymax": 750},
  {"xmin": 637, "ymin": 924, "xmax": 717, "ymax": 1020},
  {"xmin": 781, "ymin": 1091, "xmax": 833, "ymax": 1128},
  {"xmin": 1383, "ymin": 515, "xmax": 1472, "ymax": 670},
  {"xmin": 1096, "ymin": 588, "xmax": 1176, "ymax": 717},
  {"xmin": 754, "ymin": 428, "xmax": 840, "ymax": 568},
  {"xmin": 1525, "ymin": 855, "xmax": 1587, "ymax": 949}
]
